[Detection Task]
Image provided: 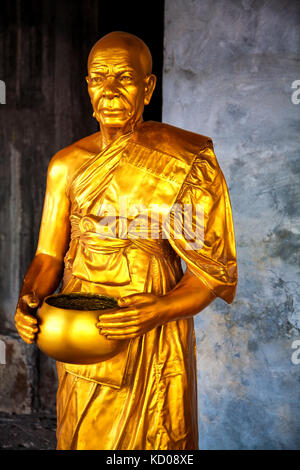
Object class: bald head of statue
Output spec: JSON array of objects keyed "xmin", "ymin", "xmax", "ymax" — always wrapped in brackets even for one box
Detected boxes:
[
  {"xmin": 88, "ymin": 31, "xmax": 153, "ymax": 76},
  {"xmin": 86, "ymin": 32, "xmax": 156, "ymax": 132}
]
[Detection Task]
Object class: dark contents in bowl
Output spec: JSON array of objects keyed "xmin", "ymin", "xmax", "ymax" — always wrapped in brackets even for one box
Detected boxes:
[{"xmin": 45, "ymin": 293, "xmax": 118, "ymax": 311}]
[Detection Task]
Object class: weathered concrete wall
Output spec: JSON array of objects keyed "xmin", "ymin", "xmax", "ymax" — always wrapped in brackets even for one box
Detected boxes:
[{"xmin": 163, "ymin": 0, "xmax": 300, "ymax": 449}]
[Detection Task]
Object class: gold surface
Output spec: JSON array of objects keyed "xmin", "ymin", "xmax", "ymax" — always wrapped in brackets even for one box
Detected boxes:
[
  {"xmin": 36, "ymin": 293, "xmax": 125, "ymax": 364},
  {"xmin": 14, "ymin": 32, "xmax": 237, "ymax": 450}
]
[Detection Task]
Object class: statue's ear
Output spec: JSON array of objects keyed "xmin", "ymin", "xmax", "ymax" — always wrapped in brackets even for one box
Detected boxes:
[{"xmin": 144, "ymin": 74, "xmax": 157, "ymax": 105}]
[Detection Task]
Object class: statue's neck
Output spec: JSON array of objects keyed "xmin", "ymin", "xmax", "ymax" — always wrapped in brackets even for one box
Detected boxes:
[
  {"xmin": 100, "ymin": 127, "xmax": 125, "ymax": 150},
  {"xmin": 100, "ymin": 116, "xmax": 143, "ymax": 150}
]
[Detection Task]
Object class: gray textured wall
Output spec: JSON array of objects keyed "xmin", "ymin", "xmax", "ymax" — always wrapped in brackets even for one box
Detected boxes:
[{"xmin": 163, "ymin": 0, "xmax": 300, "ymax": 449}]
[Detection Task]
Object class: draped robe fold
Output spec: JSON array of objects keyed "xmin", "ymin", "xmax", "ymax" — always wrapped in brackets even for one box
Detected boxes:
[{"xmin": 55, "ymin": 121, "xmax": 237, "ymax": 450}]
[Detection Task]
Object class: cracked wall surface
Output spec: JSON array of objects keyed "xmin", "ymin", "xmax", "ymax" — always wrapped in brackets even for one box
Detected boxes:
[{"xmin": 163, "ymin": 0, "xmax": 300, "ymax": 449}]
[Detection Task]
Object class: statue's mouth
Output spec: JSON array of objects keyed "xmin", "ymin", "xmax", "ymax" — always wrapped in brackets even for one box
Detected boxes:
[{"xmin": 101, "ymin": 108, "xmax": 125, "ymax": 114}]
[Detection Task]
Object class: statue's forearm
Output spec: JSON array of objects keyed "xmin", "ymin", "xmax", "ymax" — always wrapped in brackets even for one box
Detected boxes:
[
  {"xmin": 18, "ymin": 253, "xmax": 64, "ymax": 305},
  {"xmin": 162, "ymin": 269, "xmax": 216, "ymax": 322}
]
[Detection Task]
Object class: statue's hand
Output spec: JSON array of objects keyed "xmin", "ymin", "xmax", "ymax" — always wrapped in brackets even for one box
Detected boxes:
[
  {"xmin": 96, "ymin": 293, "xmax": 168, "ymax": 340},
  {"xmin": 15, "ymin": 293, "xmax": 40, "ymax": 344}
]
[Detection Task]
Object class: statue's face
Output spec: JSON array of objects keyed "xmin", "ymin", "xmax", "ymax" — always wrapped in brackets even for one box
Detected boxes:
[{"xmin": 87, "ymin": 44, "xmax": 156, "ymax": 130}]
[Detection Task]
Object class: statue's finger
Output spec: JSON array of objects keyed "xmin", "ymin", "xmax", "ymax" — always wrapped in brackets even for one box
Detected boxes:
[
  {"xmin": 16, "ymin": 315, "xmax": 37, "ymax": 328},
  {"xmin": 17, "ymin": 323, "xmax": 38, "ymax": 336},
  {"xmin": 21, "ymin": 323, "xmax": 39, "ymax": 333},
  {"xmin": 99, "ymin": 309, "xmax": 135, "ymax": 322},
  {"xmin": 16, "ymin": 309, "xmax": 38, "ymax": 324},
  {"xmin": 18, "ymin": 329, "xmax": 36, "ymax": 343},
  {"xmin": 97, "ymin": 319, "xmax": 138, "ymax": 329},
  {"xmin": 118, "ymin": 294, "xmax": 147, "ymax": 307},
  {"xmin": 100, "ymin": 325, "xmax": 140, "ymax": 335}
]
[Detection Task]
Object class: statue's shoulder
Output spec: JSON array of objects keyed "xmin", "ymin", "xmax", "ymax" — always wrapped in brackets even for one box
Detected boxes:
[
  {"xmin": 48, "ymin": 131, "xmax": 101, "ymax": 175},
  {"xmin": 52, "ymin": 131, "xmax": 101, "ymax": 161},
  {"xmin": 133, "ymin": 121, "xmax": 213, "ymax": 162}
]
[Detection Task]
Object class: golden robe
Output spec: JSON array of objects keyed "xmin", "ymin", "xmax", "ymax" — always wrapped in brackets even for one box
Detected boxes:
[{"xmin": 55, "ymin": 121, "xmax": 237, "ymax": 450}]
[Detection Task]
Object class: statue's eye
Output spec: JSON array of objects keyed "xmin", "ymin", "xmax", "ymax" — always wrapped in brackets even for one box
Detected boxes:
[
  {"xmin": 119, "ymin": 74, "xmax": 133, "ymax": 83},
  {"xmin": 90, "ymin": 76, "xmax": 104, "ymax": 84}
]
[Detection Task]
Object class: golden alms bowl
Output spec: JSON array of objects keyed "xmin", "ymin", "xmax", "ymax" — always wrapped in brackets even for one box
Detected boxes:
[{"xmin": 36, "ymin": 293, "xmax": 126, "ymax": 365}]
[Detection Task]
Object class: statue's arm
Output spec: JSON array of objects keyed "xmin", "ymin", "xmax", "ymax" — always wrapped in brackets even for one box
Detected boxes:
[
  {"xmin": 15, "ymin": 154, "xmax": 71, "ymax": 344},
  {"xmin": 97, "ymin": 268, "xmax": 216, "ymax": 340},
  {"xmin": 159, "ymin": 267, "xmax": 217, "ymax": 320}
]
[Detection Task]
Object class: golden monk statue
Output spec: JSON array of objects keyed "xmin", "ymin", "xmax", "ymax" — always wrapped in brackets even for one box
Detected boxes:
[{"xmin": 14, "ymin": 32, "xmax": 237, "ymax": 450}]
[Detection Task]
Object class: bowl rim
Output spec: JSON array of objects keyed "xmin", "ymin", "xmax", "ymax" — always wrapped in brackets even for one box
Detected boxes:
[{"xmin": 42, "ymin": 292, "xmax": 119, "ymax": 312}]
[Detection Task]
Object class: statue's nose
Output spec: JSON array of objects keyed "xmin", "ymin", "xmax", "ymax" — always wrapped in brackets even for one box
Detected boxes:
[{"xmin": 102, "ymin": 77, "xmax": 119, "ymax": 98}]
